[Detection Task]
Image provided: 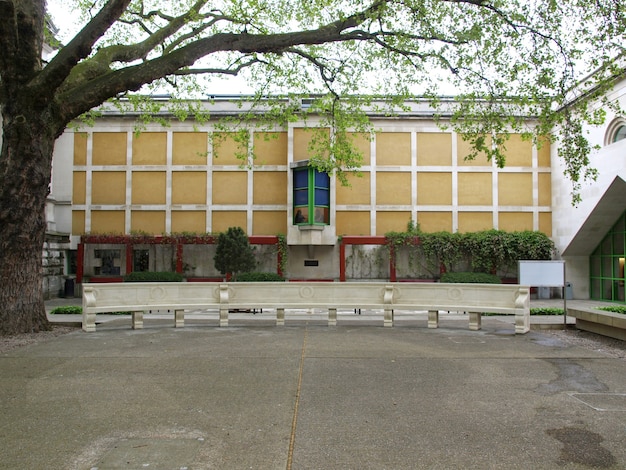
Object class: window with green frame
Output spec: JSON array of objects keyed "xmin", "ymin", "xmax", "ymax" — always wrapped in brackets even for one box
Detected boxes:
[
  {"xmin": 589, "ymin": 210, "xmax": 625, "ymax": 303},
  {"xmin": 293, "ymin": 166, "xmax": 330, "ymax": 225}
]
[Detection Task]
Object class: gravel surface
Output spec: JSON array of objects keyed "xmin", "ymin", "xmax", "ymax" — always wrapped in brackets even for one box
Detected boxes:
[
  {"xmin": 542, "ymin": 328, "xmax": 626, "ymax": 360},
  {"xmin": 0, "ymin": 326, "xmax": 78, "ymax": 354}
]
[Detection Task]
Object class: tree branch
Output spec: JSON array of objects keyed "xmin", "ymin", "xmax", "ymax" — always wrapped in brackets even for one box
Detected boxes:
[
  {"xmin": 57, "ymin": 0, "xmax": 389, "ymax": 120},
  {"xmin": 171, "ymin": 57, "xmax": 263, "ymax": 76},
  {"xmin": 0, "ymin": 0, "xmax": 18, "ymax": 89},
  {"xmin": 57, "ymin": 1, "xmax": 229, "ymax": 91},
  {"xmin": 31, "ymin": 0, "xmax": 132, "ymax": 94},
  {"xmin": 0, "ymin": 0, "xmax": 45, "ymax": 92}
]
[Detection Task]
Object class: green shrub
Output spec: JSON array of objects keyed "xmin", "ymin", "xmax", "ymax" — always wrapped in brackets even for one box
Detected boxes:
[
  {"xmin": 123, "ymin": 272, "xmax": 184, "ymax": 282},
  {"xmin": 235, "ymin": 272, "xmax": 285, "ymax": 282},
  {"xmin": 440, "ymin": 272, "xmax": 501, "ymax": 284},
  {"xmin": 530, "ymin": 307, "xmax": 564, "ymax": 315},
  {"xmin": 50, "ymin": 306, "xmax": 83, "ymax": 315},
  {"xmin": 214, "ymin": 226, "xmax": 257, "ymax": 280},
  {"xmin": 597, "ymin": 306, "xmax": 626, "ymax": 315},
  {"xmin": 49, "ymin": 306, "xmax": 133, "ymax": 315}
]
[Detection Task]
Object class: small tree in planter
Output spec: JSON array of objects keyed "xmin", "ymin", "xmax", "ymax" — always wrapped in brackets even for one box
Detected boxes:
[{"xmin": 213, "ymin": 227, "xmax": 257, "ymax": 281}]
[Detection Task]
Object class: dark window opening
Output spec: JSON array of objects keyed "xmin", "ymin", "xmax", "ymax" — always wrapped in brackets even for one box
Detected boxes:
[
  {"xmin": 67, "ymin": 250, "xmax": 77, "ymax": 275},
  {"xmin": 94, "ymin": 249, "xmax": 121, "ymax": 275},
  {"xmin": 133, "ymin": 249, "xmax": 149, "ymax": 272}
]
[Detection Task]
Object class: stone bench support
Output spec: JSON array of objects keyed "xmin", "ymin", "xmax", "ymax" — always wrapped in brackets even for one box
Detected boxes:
[{"xmin": 82, "ymin": 282, "xmax": 530, "ymax": 334}]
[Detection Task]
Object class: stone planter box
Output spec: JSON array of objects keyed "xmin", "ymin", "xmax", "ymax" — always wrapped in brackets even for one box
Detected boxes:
[{"xmin": 567, "ymin": 307, "xmax": 626, "ymax": 341}]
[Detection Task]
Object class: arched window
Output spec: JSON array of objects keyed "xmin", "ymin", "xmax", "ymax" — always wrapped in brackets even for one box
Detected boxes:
[
  {"xmin": 613, "ymin": 125, "xmax": 626, "ymax": 143},
  {"xmin": 604, "ymin": 118, "xmax": 626, "ymax": 146}
]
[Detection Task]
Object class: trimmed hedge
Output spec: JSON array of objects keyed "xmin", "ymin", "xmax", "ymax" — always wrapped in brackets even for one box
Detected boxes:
[
  {"xmin": 234, "ymin": 272, "xmax": 285, "ymax": 282},
  {"xmin": 597, "ymin": 306, "xmax": 626, "ymax": 315},
  {"xmin": 123, "ymin": 272, "xmax": 184, "ymax": 282},
  {"xmin": 50, "ymin": 306, "xmax": 83, "ymax": 315},
  {"xmin": 49, "ymin": 306, "xmax": 132, "ymax": 315},
  {"xmin": 530, "ymin": 307, "xmax": 564, "ymax": 315},
  {"xmin": 440, "ymin": 272, "xmax": 501, "ymax": 284}
]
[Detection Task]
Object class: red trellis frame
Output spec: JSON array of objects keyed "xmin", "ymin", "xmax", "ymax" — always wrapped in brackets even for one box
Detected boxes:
[
  {"xmin": 78, "ymin": 234, "xmax": 440, "ymax": 283},
  {"xmin": 77, "ymin": 234, "xmax": 283, "ymax": 284}
]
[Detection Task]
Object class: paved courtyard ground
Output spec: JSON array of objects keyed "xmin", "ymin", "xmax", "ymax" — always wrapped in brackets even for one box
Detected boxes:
[{"xmin": 1, "ymin": 309, "xmax": 626, "ymax": 469}]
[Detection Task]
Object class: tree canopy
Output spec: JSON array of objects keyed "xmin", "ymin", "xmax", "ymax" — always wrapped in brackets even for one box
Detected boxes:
[{"xmin": 42, "ymin": 0, "xmax": 624, "ymax": 196}]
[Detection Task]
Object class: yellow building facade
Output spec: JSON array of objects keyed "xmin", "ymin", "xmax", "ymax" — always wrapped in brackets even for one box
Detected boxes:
[{"xmin": 66, "ymin": 101, "xmax": 552, "ymax": 280}]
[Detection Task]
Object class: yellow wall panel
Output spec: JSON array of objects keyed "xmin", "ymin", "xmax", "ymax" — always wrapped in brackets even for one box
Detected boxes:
[
  {"xmin": 293, "ymin": 128, "xmax": 330, "ymax": 162},
  {"xmin": 376, "ymin": 172, "xmax": 411, "ymax": 205},
  {"xmin": 502, "ymin": 134, "xmax": 532, "ymax": 166},
  {"xmin": 538, "ymin": 173, "xmax": 552, "ymax": 206},
  {"xmin": 93, "ymin": 132, "xmax": 127, "ymax": 165},
  {"xmin": 92, "ymin": 171, "xmax": 126, "ymax": 204},
  {"xmin": 172, "ymin": 132, "xmax": 208, "ymax": 165},
  {"xmin": 498, "ymin": 173, "xmax": 533, "ymax": 206},
  {"xmin": 72, "ymin": 210, "xmax": 85, "ymax": 235},
  {"xmin": 457, "ymin": 135, "xmax": 492, "ymax": 166},
  {"xmin": 253, "ymin": 211, "xmax": 287, "ymax": 235},
  {"xmin": 458, "ymin": 212, "xmax": 493, "ymax": 232},
  {"xmin": 74, "ymin": 133, "xmax": 87, "ymax": 165},
  {"xmin": 73, "ymin": 171, "xmax": 86, "ymax": 204},
  {"xmin": 376, "ymin": 132, "xmax": 411, "ymax": 166},
  {"xmin": 132, "ymin": 132, "xmax": 166, "ymax": 165},
  {"xmin": 417, "ymin": 173, "xmax": 452, "ymax": 205},
  {"xmin": 336, "ymin": 211, "xmax": 370, "ymax": 236},
  {"xmin": 172, "ymin": 172, "xmax": 207, "ymax": 204},
  {"xmin": 499, "ymin": 212, "xmax": 533, "ymax": 232},
  {"xmin": 376, "ymin": 211, "xmax": 412, "ymax": 235},
  {"xmin": 171, "ymin": 211, "xmax": 207, "ymax": 233},
  {"xmin": 417, "ymin": 133, "xmax": 452, "ymax": 166},
  {"xmin": 253, "ymin": 132, "xmax": 288, "ymax": 165},
  {"xmin": 458, "ymin": 173, "xmax": 492, "ymax": 205},
  {"xmin": 336, "ymin": 172, "xmax": 371, "ymax": 205},
  {"xmin": 91, "ymin": 210, "xmax": 125, "ymax": 233},
  {"xmin": 539, "ymin": 212, "xmax": 552, "ymax": 236},
  {"xmin": 253, "ymin": 172, "xmax": 287, "ymax": 204},
  {"xmin": 132, "ymin": 172, "xmax": 166, "ymax": 204},
  {"xmin": 348, "ymin": 132, "xmax": 371, "ymax": 166},
  {"xmin": 212, "ymin": 211, "xmax": 247, "ymax": 233},
  {"xmin": 213, "ymin": 172, "xmax": 247, "ymax": 204},
  {"xmin": 131, "ymin": 211, "xmax": 165, "ymax": 235},
  {"xmin": 212, "ymin": 132, "xmax": 247, "ymax": 165},
  {"xmin": 537, "ymin": 137, "xmax": 551, "ymax": 167},
  {"xmin": 417, "ymin": 212, "xmax": 453, "ymax": 233}
]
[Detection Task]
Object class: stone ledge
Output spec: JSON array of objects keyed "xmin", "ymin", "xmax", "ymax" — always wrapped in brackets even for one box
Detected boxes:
[{"xmin": 567, "ymin": 307, "xmax": 626, "ymax": 341}]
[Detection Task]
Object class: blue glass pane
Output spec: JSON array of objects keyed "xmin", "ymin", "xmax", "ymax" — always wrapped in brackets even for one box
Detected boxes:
[
  {"xmin": 315, "ymin": 188, "xmax": 329, "ymax": 205},
  {"xmin": 314, "ymin": 170, "xmax": 330, "ymax": 188},
  {"xmin": 294, "ymin": 189, "xmax": 308, "ymax": 205},
  {"xmin": 294, "ymin": 169, "xmax": 309, "ymax": 188}
]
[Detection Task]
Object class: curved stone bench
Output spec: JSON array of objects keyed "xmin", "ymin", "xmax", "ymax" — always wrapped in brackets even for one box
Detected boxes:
[{"xmin": 82, "ymin": 282, "xmax": 530, "ymax": 334}]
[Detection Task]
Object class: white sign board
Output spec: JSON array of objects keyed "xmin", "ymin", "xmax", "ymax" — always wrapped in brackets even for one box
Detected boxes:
[{"xmin": 518, "ymin": 260, "xmax": 565, "ymax": 287}]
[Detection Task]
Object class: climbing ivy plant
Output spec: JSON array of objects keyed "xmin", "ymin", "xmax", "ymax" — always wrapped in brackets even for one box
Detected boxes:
[{"xmin": 385, "ymin": 223, "xmax": 555, "ymax": 278}]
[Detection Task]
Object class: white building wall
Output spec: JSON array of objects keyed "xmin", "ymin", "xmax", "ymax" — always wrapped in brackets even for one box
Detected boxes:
[
  {"xmin": 49, "ymin": 132, "xmax": 74, "ymax": 236},
  {"xmin": 551, "ymin": 76, "xmax": 626, "ymax": 298}
]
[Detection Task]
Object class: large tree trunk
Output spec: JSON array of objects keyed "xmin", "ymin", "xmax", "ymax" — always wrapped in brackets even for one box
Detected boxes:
[{"xmin": 0, "ymin": 104, "xmax": 57, "ymax": 335}]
